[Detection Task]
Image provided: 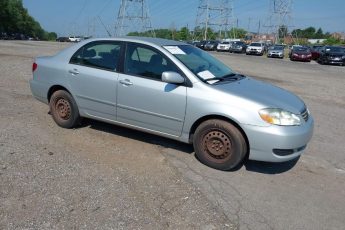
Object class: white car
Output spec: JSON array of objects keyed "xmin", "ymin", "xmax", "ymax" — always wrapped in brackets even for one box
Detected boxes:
[
  {"xmin": 246, "ymin": 42, "xmax": 265, "ymax": 56},
  {"xmin": 216, "ymin": 41, "xmax": 231, "ymax": 52},
  {"xmin": 68, "ymin": 36, "xmax": 81, "ymax": 42}
]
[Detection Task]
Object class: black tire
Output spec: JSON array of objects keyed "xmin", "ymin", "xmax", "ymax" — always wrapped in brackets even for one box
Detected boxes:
[
  {"xmin": 193, "ymin": 119, "xmax": 247, "ymax": 170},
  {"xmin": 49, "ymin": 90, "xmax": 80, "ymax": 128}
]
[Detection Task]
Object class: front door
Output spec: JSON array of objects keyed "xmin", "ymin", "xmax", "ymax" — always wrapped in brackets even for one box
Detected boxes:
[{"xmin": 117, "ymin": 43, "xmax": 187, "ymax": 137}]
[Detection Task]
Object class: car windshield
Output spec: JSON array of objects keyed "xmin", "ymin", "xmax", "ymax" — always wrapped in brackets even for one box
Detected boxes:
[
  {"xmin": 272, "ymin": 46, "xmax": 284, "ymax": 50},
  {"xmin": 296, "ymin": 47, "xmax": 309, "ymax": 51},
  {"xmin": 326, "ymin": 47, "xmax": 343, "ymax": 53},
  {"xmin": 234, "ymin": 42, "xmax": 244, "ymax": 45},
  {"xmin": 250, "ymin": 43, "xmax": 261, "ymax": 47},
  {"xmin": 163, "ymin": 45, "xmax": 238, "ymax": 83},
  {"xmin": 220, "ymin": 42, "xmax": 230, "ymax": 44}
]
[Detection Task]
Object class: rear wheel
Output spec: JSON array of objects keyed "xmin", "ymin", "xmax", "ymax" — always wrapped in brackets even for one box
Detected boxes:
[
  {"xmin": 49, "ymin": 90, "xmax": 80, "ymax": 128},
  {"xmin": 193, "ymin": 119, "xmax": 247, "ymax": 170}
]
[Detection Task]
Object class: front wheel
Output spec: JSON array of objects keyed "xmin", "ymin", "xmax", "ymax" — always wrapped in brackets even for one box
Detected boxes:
[
  {"xmin": 193, "ymin": 119, "xmax": 247, "ymax": 170},
  {"xmin": 49, "ymin": 90, "xmax": 80, "ymax": 128}
]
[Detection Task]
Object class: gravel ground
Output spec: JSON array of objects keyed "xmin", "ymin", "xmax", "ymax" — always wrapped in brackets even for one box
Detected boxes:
[{"xmin": 1, "ymin": 41, "xmax": 345, "ymax": 230}]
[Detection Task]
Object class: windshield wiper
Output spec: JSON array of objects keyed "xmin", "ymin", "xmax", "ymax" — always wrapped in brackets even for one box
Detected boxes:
[
  {"xmin": 218, "ymin": 73, "xmax": 238, "ymax": 80},
  {"xmin": 201, "ymin": 73, "xmax": 241, "ymax": 83}
]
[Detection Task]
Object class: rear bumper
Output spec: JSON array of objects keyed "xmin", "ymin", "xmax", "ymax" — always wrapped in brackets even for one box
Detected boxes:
[
  {"xmin": 29, "ymin": 79, "xmax": 48, "ymax": 104},
  {"xmin": 242, "ymin": 116, "xmax": 314, "ymax": 162}
]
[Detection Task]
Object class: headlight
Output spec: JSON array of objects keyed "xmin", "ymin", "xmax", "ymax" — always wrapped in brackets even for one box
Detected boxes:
[
  {"xmin": 259, "ymin": 108, "xmax": 301, "ymax": 126},
  {"xmin": 342, "ymin": 55, "xmax": 345, "ymax": 59}
]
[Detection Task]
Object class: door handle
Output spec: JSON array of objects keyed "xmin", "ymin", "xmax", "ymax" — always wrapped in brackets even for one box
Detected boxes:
[
  {"xmin": 119, "ymin": 79, "xmax": 133, "ymax": 86},
  {"xmin": 69, "ymin": 69, "xmax": 79, "ymax": 75}
]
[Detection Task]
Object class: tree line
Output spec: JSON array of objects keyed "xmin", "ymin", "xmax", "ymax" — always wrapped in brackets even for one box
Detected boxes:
[
  {"xmin": 0, "ymin": 0, "xmax": 56, "ymax": 40},
  {"xmin": 129, "ymin": 25, "xmax": 344, "ymax": 45},
  {"xmin": 128, "ymin": 27, "xmax": 247, "ymax": 41}
]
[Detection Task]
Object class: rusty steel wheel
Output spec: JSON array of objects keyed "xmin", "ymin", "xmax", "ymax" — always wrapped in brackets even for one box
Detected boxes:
[
  {"xmin": 49, "ymin": 90, "xmax": 80, "ymax": 129},
  {"xmin": 193, "ymin": 119, "xmax": 247, "ymax": 170},
  {"xmin": 54, "ymin": 98, "xmax": 71, "ymax": 120}
]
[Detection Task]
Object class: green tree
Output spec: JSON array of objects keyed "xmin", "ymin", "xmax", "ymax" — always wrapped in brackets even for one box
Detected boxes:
[
  {"xmin": 315, "ymin": 28, "xmax": 324, "ymax": 39},
  {"xmin": 0, "ymin": 0, "xmax": 56, "ymax": 40},
  {"xmin": 227, "ymin": 28, "xmax": 247, "ymax": 39},
  {"xmin": 177, "ymin": 27, "xmax": 190, "ymax": 41}
]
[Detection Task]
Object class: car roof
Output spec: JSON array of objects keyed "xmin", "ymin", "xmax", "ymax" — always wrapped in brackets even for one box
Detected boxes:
[{"xmin": 83, "ymin": 36, "xmax": 186, "ymax": 47}]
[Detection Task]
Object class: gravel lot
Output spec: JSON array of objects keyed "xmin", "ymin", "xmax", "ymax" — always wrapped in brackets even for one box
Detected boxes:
[{"xmin": 1, "ymin": 41, "xmax": 344, "ymax": 230}]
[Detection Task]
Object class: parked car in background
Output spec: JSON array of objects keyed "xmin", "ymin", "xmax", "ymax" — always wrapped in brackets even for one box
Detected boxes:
[
  {"xmin": 29, "ymin": 37, "xmax": 313, "ymax": 171},
  {"xmin": 195, "ymin": 40, "xmax": 207, "ymax": 50},
  {"xmin": 289, "ymin": 46, "xmax": 312, "ymax": 62},
  {"xmin": 56, "ymin": 37, "xmax": 69, "ymax": 42},
  {"xmin": 267, "ymin": 45, "xmax": 285, "ymax": 59},
  {"xmin": 318, "ymin": 46, "xmax": 345, "ymax": 66},
  {"xmin": 68, "ymin": 36, "xmax": 82, "ymax": 42},
  {"xmin": 216, "ymin": 41, "xmax": 231, "ymax": 52},
  {"xmin": 288, "ymin": 45, "xmax": 302, "ymax": 57},
  {"xmin": 246, "ymin": 42, "xmax": 265, "ymax": 55},
  {"xmin": 229, "ymin": 41, "xmax": 247, "ymax": 53},
  {"xmin": 204, "ymin": 40, "xmax": 219, "ymax": 51},
  {"xmin": 310, "ymin": 46, "xmax": 323, "ymax": 60}
]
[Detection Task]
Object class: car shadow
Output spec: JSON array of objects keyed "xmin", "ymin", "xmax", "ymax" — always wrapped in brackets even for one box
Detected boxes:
[
  {"xmin": 83, "ymin": 119, "xmax": 194, "ymax": 154},
  {"xmin": 243, "ymin": 157, "xmax": 300, "ymax": 174},
  {"xmin": 81, "ymin": 118, "xmax": 299, "ymax": 174}
]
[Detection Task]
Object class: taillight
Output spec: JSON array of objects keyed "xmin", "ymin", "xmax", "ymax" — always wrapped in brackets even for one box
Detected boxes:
[{"xmin": 32, "ymin": 62, "xmax": 38, "ymax": 72}]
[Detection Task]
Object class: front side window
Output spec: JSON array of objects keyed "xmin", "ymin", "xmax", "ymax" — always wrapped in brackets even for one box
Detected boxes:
[
  {"xmin": 70, "ymin": 41, "xmax": 121, "ymax": 71},
  {"xmin": 164, "ymin": 45, "xmax": 238, "ymax": 83},
  {"xmin": 124, "ymin": 43, "xmax": 179, "ymax": 80}
]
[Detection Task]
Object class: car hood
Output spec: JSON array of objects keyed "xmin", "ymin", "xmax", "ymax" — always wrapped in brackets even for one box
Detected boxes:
[
  {"xmin": 269, "ymin": 49, "xmax": 283, "ymax": 52},
  {"xmin": 294, "ymin": 51, "xmax": 310, "ymax": 55},
  {"xmin": 213, "ymin": 77, "xmax": 305, "ymax": 113},
  {"xmin": 327, "ymin": 52, "xmax": 344, "ymax": 56}
]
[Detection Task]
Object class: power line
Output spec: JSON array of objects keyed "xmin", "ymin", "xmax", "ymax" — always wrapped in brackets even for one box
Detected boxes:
[
  {"xmin": 194, "ymin": 0, "xmax": 235, "ymax": 40},
  {"xmin": 114, "ymin": 0, "xmax": 155, "ymax": 37},
  {"xmin": 265, "ymin": 0, "xmax": 295, "ymax": 44}
]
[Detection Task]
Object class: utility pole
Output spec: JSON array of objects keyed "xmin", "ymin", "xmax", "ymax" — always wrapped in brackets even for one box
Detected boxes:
[
  {"xmin": 115, "ymin": 0, "xmax": 155, "ymax": 37},
  {"xmin": 265, "ymin": 0, "xmax": 294, "ymax": 44},
  {"xmin": 194, "ymin": 0, "xmax": 235, "ymax": 41}
]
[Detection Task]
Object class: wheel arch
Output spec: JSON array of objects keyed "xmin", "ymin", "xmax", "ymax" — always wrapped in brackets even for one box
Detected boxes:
[
  {"xmin": 189, "ymin": 115, "xmax": 250, "ymax": 156},
  {"xmin": 47, "ymin": 85, "xmax": 72, "ymax": 102}
]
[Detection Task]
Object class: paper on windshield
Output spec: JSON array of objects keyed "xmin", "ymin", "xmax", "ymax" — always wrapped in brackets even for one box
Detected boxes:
[
  {"xmin": 197, "ymin": 70, "xmax": 216, "ymax": 80},
  {"xmin": 163, "ymin": 46, "xmax": 186, "ymax": 55}
]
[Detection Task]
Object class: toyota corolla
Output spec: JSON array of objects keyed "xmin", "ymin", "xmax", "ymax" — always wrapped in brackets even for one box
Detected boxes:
[{"xmin": 30, "ymin": 37, "xmax": 314, "ymax": 170}]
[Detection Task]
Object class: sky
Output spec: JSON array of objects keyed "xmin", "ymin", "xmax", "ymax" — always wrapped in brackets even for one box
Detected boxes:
[{"xmin": 22, "ymin": 0, "xmax": 345, "ymax": 37}]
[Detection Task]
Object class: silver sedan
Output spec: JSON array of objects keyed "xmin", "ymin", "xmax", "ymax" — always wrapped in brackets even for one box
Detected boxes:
[{"xmin": 30, "ymin": 37, "xmax": 314, "ymax": 170}]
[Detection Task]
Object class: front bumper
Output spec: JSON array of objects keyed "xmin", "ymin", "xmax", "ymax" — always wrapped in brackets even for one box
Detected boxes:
[
  {"xmin": 268, "ymin": 52, "xmax": 283, "ymax": 58},
  {"xmin": 247, "ymin": 49, "xmax": 263, "ymax": 55},
  {"xmin": 242, "ymin": 115, "xmax": 314, "ymax": 162},
  {"xmin": 217, "ymin": 46, "xmax": 230, "ymax": 51},
  {"xmin": 291, "ymin": 55, "xmax": 311, "ymax": 61},
  {"xmin": 324, "ymin": 58, "xmax": 344, "ymax": 65}
]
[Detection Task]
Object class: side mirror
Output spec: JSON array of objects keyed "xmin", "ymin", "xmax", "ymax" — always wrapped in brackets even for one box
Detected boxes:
[{"xmin": 162, "ymin": 71, "xmax": 185, "ymax": 84}]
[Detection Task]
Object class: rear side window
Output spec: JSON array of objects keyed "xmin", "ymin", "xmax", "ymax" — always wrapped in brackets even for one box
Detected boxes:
[{"xmin": 70, "ymin": 41, "xmax": 121, "ymax": 71}]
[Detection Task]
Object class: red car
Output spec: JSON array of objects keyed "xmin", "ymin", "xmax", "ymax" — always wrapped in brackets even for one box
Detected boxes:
[
  {"xmin": 290, "ymin": 47, "xmax": 312, "ymax": 62},
  {"xmin": 311, "ymin": 46, "xmax": 323, "ymax": 60}
]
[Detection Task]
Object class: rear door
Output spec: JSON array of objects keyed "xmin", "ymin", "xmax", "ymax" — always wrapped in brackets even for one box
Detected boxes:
[
  {"xmin": 116, "ymin": 42, "xmax": 187, "ymax": 137},
  {"xmin": 68, "ymin": 41, "xmax": 122, "ymax": 120}
]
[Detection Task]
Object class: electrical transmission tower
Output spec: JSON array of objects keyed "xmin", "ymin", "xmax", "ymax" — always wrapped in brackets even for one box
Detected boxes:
[
  {"xmin": 194, "ymin": 0, "xmax": 234, "ymax": 41},
  {"xmin": 115, "ymin": 0, "xmax": 155, "ymax": 37},
  {"xmin": 266, "ymin": 0, "xmax": 294, "ymax": 44}
]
